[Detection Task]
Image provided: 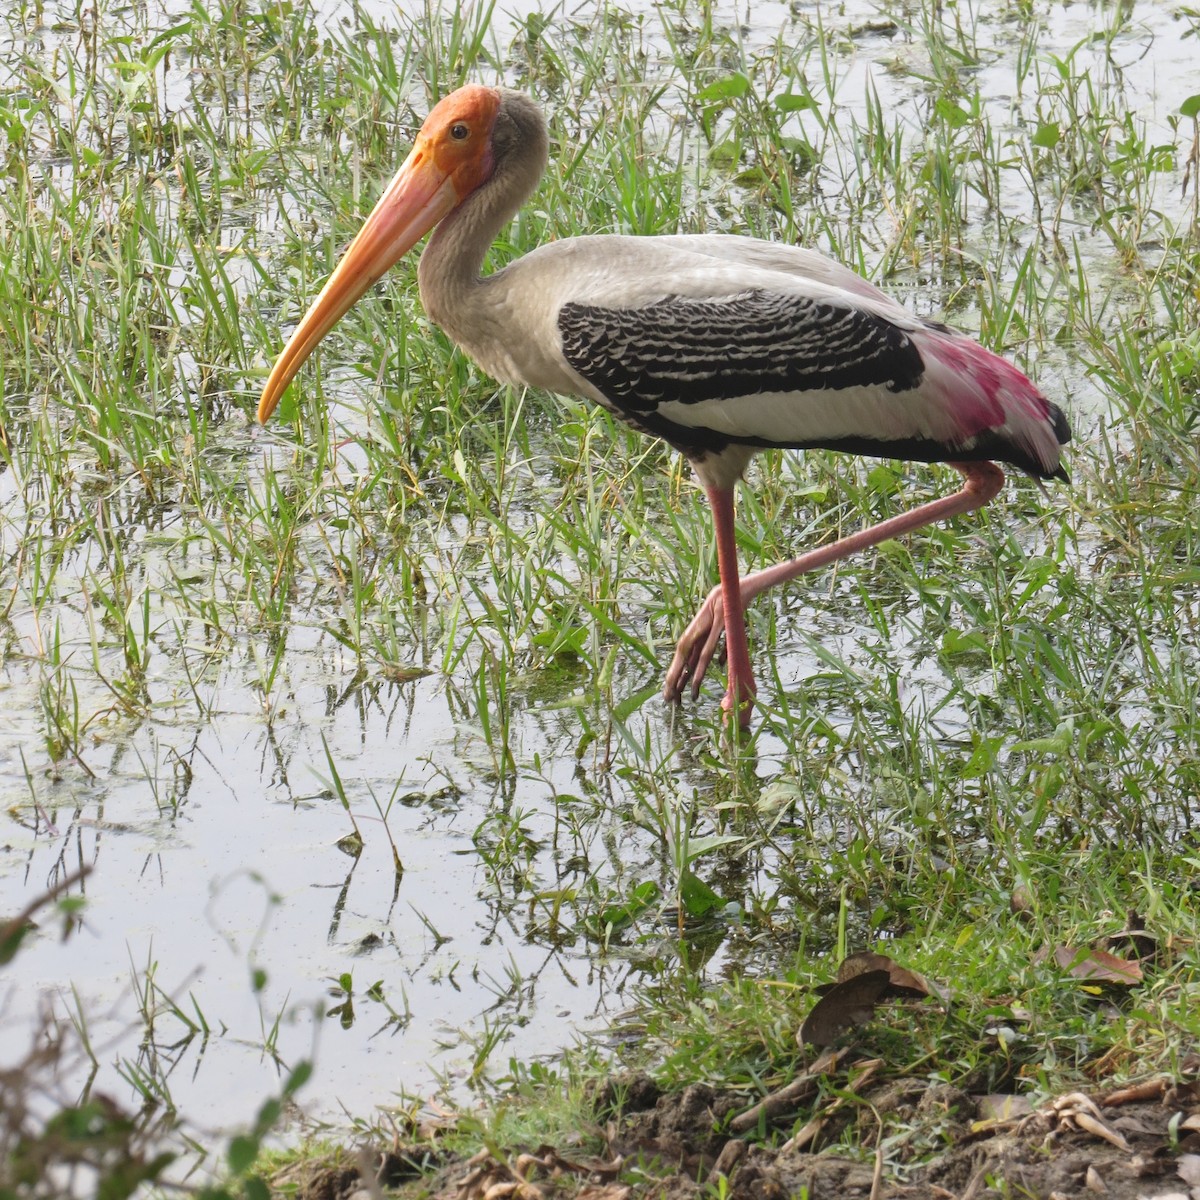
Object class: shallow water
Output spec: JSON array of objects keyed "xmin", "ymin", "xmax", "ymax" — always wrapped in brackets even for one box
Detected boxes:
[{"xmin": 0, "ymin": 0, "xmax": 1195, "ymax": 1161}]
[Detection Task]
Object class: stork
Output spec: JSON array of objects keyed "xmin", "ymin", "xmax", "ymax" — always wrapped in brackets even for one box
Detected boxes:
[{"xmin": 258, "ymin": 85, "xmax": 1070, "ymax": 730}]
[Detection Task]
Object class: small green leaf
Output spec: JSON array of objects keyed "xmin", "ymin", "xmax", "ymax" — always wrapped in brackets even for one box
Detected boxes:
[
  {"xmin": 227, "ymin": 1135, "xmax": 259, "ymax": 1175},
  {"xmin": 959, "ymin": 735, "xmax": 1005, "ymax": 780},
  {"xmin": 285, "ymin": 1060, "xmax": 314, "ymax": 1095},
  {"xmin": 941, "ymin": 628, "xmax": 989, "ymax": 658},
  {"xmin": 773, "ymin": 91, "xmax": 816, "ymax": 113},
  {"xmin": 254, "ymin": 1098, "xmax": 282, "ymax": 1132},
  {"xmin": 935, "ymin": 98, "xmax": 969, "ymax": 128},
  {"xmin": 779, "ymin": 136, "xmax": 817, "ymax": 168},
  {"xmin": 682, "ymin": 833, "xmax": 742, "ymax": 861},
  {"xmin": 242, "ymin": 1176, "xmax": 271, "ymax": 1200},
  {"xmin": 532, "ymin": 624, "xmax": 587, "ymax": 657},
  {"xmin": 1181, "ymin": 93, "xmax": 1200, "ymax": 119},
  {"xmin": 679, "ymin": 869, "xmax": 726, "ymax": 918},
  {"xmin": 695, "ymin": 72, "xmax": 751, "ymax": 103},
  {"xmin": 0, "ymin": 922, "xmax": 31, "ymax": 965},
  {"xmin": 1012, "ymin": 720, "xmax": 1074, "ymax": 756},
  {"xmin": 1032, "ymin": 121, "xmax": 1061, "ymax": 148},
  {"xmin": 597, "ymin": 880, "xmax": 660, "ymax": 931},
  {"xmin": 866, "ymin": 464, "xmax": 899, "ymax": 492},
  {"xmin": 611, "ymin": 682, "xmax": 659, "ymax": 722},
  {"xmin": 145, "ymin": 19, "xmax": 193, "ymax": 50}
]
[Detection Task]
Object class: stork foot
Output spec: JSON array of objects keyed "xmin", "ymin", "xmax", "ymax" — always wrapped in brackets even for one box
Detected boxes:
[
  {"xmin": 663, "ymin": 587, "xmax": 757, "ymax": 729},
  {"xmin": 663, "ymin": 583, "xmax": 726, "ymax": 704}
]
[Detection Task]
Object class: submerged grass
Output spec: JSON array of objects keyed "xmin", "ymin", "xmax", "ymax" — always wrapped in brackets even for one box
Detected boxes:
[{"xmin": 1, "ymin": 0, "xmax": 1199, "ymax": 1187}]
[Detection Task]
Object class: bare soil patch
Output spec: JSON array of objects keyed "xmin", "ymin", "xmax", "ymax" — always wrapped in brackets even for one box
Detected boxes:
[{"xmin": 280, "ymin": 1068, "xmax": 1200, "ymax": 1199}]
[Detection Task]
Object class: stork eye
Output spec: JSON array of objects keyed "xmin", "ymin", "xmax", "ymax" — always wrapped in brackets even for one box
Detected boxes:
[{"xmin": 450, "ymin": 122, "xmax": 470, "ymax": 140}]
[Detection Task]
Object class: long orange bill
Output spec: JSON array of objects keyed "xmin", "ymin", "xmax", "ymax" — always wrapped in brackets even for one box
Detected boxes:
[{"xmin": 257, "ymin": 146, "xmax": 459, "ymax": 424}]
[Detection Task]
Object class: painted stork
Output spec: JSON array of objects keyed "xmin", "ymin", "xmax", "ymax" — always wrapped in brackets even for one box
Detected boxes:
[{"xmin": 257, "ymin": 85, "xmax": 1070, "ymax": 729}]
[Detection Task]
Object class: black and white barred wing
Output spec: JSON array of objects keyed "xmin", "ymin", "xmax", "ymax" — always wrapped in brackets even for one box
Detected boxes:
[{"xmin": 557, "ymin": 288, "xmax": 927, "ymax": 454}]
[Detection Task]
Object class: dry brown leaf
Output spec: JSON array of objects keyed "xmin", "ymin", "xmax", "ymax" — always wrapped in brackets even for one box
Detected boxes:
[
  {"xmin": 800, "ymin": 970, "xmax": 890, "ymax": 1046},
  {"xmin": 457, "ymin": 1150, "xmax": 548, "ymax": 1200},
  {"xmin": 836, "ymin": 951, "xmax": 895, "ymax": 981},
  {"xmin": 1178, "ymin": 1155, "xmax": 1200, "ymax": 1186},
  {"xmin": 834, "ymin": 951, "xmax": 942, "ymax": 999},
  {"xmin": 1048, "ymin": 945, "xmax": 1143, "ymax": 986}
]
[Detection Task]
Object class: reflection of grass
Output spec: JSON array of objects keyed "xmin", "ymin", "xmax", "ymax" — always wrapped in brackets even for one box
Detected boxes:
[{"xmin": 1, "ymin": 0, "xmax": 1199, "ymax": 1188}]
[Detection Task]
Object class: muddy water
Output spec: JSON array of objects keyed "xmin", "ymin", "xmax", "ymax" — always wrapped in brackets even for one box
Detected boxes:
[{"xmin": 0, "ymin": 0, "xmax": 1193, "ymax": 1151}]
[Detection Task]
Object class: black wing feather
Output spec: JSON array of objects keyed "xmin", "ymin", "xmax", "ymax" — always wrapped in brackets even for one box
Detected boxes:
[{"xmin": 558, "ymin": 289, "xmax": 925, "ymax": 414}]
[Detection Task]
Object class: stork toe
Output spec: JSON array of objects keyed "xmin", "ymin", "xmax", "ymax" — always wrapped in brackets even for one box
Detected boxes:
[{"xmin": 662, "ymin": 586, "xmax": 726, "ymax": 704}]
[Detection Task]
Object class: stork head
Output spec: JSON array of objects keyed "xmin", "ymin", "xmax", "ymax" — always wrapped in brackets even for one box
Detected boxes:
[{"xmin": 256, "ymin": 85, "xmax": 502, "ymax": 423}]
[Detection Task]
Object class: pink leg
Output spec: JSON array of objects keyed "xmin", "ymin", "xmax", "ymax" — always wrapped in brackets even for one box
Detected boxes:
[
  {"xmin": 706, "ymin": 482, "xmax": 757, "ymax": 729},
  {"xmin": 663, "ymin": 461, "xmax": 1006, "ymax": 713}
]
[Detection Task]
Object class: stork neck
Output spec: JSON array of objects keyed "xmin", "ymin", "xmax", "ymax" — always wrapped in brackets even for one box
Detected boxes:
[
  {"xmin": 416, "ymin": 89, "xmax": 549, "ymax": 334},
  {"xmin": 416, "ymin": 188, "xmax": 503, "ymax": 317}
]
